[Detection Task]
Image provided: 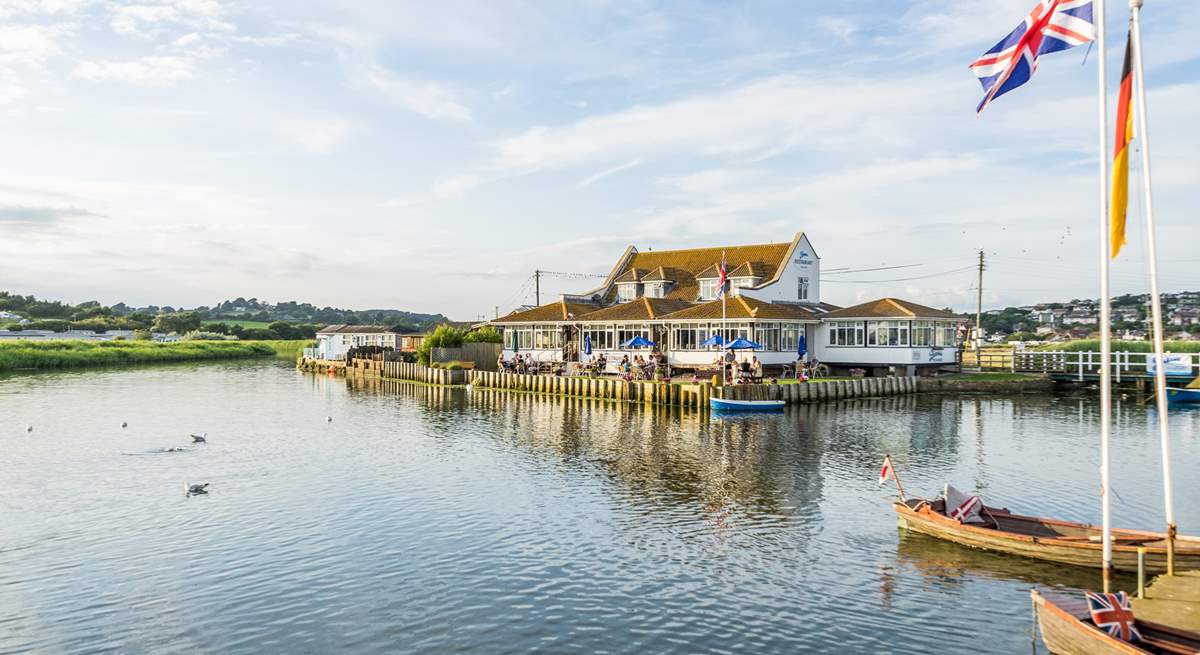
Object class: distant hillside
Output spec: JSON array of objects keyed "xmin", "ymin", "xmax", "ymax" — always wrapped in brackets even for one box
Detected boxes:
[{"xmin": 0, "ymin": 291, "xmax": 449, "ymax": 338}]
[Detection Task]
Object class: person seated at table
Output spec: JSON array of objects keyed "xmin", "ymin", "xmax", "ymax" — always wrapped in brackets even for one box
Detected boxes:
[
  {"xmin": 497, "ymin": 353, "xmax": 505, "ymax": 370},
  {"xmin": 597, "ymin": 353, "xmax": 607, "ymax": 372},
  {"xmin": 751, "ymin": 355, "xmax": 762, "ymax": 380}
]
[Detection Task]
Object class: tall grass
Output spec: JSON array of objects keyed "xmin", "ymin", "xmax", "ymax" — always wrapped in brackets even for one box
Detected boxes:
[
  {"xmin": 0, "ymin": 340, "xmax": 277, "ymax": 371},
  {"xmin": 1044, "ymin": 339, "xmax": 1200, "ymax": 353}
]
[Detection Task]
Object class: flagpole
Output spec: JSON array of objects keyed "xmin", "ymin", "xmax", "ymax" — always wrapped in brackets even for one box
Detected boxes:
[
  {"xmin": 1129, "ymin": 0, "xmax": 1176, "ymax": 576},
  {"xmin": 1095, "ymin": 0, "xmax": 1114, "ymax": 594},
  {"xmin": 721, "ymin": 250, "xmax": 728, "ymax": 384}
]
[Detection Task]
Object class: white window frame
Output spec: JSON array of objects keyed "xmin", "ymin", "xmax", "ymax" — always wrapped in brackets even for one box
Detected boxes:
[{"xmin": 698, "ymin": 279, "xmax": 718, "ymax": 301}]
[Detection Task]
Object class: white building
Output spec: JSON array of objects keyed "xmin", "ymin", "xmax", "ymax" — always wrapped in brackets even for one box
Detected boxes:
[
  {"xmin": 313, "ymin": 325, "xmax": 402, "ymax": 360},
  {"xmin": 490, "ymin": 233, "xmax": 962, "ymax": 375},
  {"xmin": 814, "ymin": 298, "xmax": 961, "ymax": 375}
]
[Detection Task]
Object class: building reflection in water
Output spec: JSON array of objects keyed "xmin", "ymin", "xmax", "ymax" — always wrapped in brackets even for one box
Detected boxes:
[{"xmin": 344, "ymin": 377, "xmax": 828, "ymax": 552}]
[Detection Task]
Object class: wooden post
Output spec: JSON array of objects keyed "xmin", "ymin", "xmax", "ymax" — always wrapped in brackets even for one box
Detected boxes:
[
  {"xmin": 1138, "ymin": 547, "xmax": 1147, "ymax": 598},
  {"xmin": 884, "ymin": 454, "xmax": 907, "ymax": 502}
]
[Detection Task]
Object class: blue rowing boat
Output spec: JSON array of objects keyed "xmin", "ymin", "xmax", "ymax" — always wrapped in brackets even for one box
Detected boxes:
[
  {"xmin": 709, "ymin": 398, "xmax": 785, "ymax": 412},
  {"xmin": 1165, "ymin": 387, "xmax": 1200, "ymax": 406}
]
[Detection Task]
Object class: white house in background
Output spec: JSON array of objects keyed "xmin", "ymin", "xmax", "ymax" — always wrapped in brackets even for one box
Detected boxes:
[
  {"xmin": 0, "ymin": 311, "xmax": 21, "ymax": 320},
  {"xmin": 814, "ymin": 298, "xmax": 962, "ymax": 375},
  {"xmin": 313, "ymin": 325, "xmax": 401, "ymax": 360},
  {"xmin": 489, "ymin": 232, "xmax": 965, "ymax": 375}
]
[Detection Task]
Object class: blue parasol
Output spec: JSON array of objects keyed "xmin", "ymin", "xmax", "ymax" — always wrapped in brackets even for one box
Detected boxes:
[
  {"xmin": 798, "ymin": 334, "xmax": 807, "ymax": 358},
  {"xmin": 583, "ymin": 334, "xmax": 592, "ymax": 356},
  {"xmin": 725, "ymin": 337, "xmax": 763, "ymax": 350},
  {"xmin": 700, "ymin": 334, "xmax": 724, "ymax": 348},
  {"xmin": 621, "ymin": 335, "xmax": 655, "ymax": 348}
]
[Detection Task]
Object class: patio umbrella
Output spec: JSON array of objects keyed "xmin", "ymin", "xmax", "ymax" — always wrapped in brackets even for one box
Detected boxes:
[
  {"xmin": 700, "ymin": 334, "xmax": 724, "ymax": 348},
  {"xmin": 797, "ymin": 334, "xmax": 807, "ymax": 358},
  {"xmin": 584, "ymin": 334, "xmax": 592, "ymax": 356},
  {"xmin": 621, "ymin": 335, "xmax": 655, "ymax": 348},
  {"xmin": 725, "ymin": 337, "xmax": 763, "ymax": 350}
]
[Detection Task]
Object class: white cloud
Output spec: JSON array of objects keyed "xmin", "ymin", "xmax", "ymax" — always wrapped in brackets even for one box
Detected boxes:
[
  {"xmin": 576, "ymin": 159, "xmax": 641, "ymax": 188},
  {"xmin": 109, "ymin": 0, "xmax": 235, "ymax": 39},
  {"xmin": 277, "ymin": 115, "xmax": 357, "ymax": 153},
  {"xmin": 72, "ymin": 55, "xmax": 194, "ymax": 85},
  {"xmin": 362, "ymin": 64, "xmax": 472, "ymax": 121},
  {"xmin": 0, "ymin": 24, "xmax": 66, "ymax": 66},
  {"xmin": 431, "ymin": 174, "xmax": 482, "ymax": 198},
  {"xmin": 816, "ymin": 16, "xmax": 857, "ymax": 42}
]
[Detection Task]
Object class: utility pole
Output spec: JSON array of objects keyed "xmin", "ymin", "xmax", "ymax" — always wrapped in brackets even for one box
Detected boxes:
[
  {"xmin": 975, "ymin": 249, "xmax": 985, "ymax": 364},
  {"xmin": 494, "ymin": 306, "xmax": 499, "ymax": 320},
  {"xmin": 535, "ymin": 270, "xmax": 541, "ymax": 307}
]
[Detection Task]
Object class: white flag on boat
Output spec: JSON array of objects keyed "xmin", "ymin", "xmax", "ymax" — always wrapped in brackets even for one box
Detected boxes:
[
  {"xmin": 944, "ymin": 483, "xmax": 985, "ymax": 524},
  {"xmin": 878, "ymin": 456, "xmax": 893, "ymax": 486}
]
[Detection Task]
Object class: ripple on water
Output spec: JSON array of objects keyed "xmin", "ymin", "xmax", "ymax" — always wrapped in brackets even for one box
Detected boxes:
[{"xmin": 1, "ymin": 363, "xmax": 1197, "ymax": 654}]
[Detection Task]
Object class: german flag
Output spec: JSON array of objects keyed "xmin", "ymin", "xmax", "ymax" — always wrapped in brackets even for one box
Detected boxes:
[{"xmin": 1111, "ymin": 32, "xmax": 1134, "ymax": 259}]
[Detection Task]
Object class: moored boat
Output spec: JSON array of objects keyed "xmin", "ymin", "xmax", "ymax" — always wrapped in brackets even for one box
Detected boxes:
[
  {"xmin": 1165, "ymin": 387, "xmax": 1200, "ymax": 407},
  {"xmin": 1032, "ymin": 588, "xmax": 1200, "ymax": 655},
  {"xmin": 894, "ymin": 498, "xmax": 1200, "ymax": 574},
  {"xmin": 709, "ymin": 398, "xmax": 785, "ymax": 412}
]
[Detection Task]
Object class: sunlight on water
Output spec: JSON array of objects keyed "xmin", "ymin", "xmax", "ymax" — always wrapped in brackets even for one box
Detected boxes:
[{"xmin": 1, "ymin": 361, "xmax": 1198, "ymax": 654}]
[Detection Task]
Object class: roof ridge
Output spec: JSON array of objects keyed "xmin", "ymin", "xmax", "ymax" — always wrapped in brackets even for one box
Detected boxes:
[{"xmin": 883, "ymin": 298, "xmax": 914, "ymax": 317}]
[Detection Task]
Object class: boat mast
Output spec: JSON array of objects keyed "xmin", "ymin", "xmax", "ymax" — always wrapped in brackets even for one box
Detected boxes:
[
  {"xmin": 1095, "ymin": 0, "xmax": 1114, "ymax": 594},
  {"xmin": 1129, "ymin": 0, "xmax": 1176, "ymax": 576}
]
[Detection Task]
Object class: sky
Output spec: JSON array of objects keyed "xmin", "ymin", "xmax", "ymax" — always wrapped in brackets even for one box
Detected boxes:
[{"xmin": 0, "ymin": 0, "xmax": 1197, "ymax": 320}]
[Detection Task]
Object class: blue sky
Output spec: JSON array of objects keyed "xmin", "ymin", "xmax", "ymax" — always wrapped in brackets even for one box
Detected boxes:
[{"xmin": 1, "ymin": 0, "xmax": 1197, "ymax": 320}]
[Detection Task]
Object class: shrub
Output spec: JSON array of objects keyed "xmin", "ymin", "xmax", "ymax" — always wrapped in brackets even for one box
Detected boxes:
[
  {"xmin": 463, "ymin": 326, "xmax": 502, "ymax": 344},
  {"xmin": 417, "ymin": 325, "xmax": 465, "ymax": 364}
]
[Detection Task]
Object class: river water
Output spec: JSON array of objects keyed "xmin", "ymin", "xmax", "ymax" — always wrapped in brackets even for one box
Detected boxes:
[{"xmin": 2, "ymin": 361, "xmax": 1198, "ymax": 654}]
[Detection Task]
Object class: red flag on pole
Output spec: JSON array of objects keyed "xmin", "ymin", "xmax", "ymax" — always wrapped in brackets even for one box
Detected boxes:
[{"xmin": 879, "ymin": 456, "xmax": 893, "ymax": 486}]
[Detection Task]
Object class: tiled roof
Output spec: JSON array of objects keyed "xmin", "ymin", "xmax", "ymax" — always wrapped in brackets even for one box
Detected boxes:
[
  {"xmin": 657, "ymin": 296, "xmax": 822, "ymax": 321},
  {"xmin": 727, "ymin": 261, "xmax": 766, "ymax": 278},
  {"xmin": 580, "ymin": 297, "xmax": 694, "ymax": 322},
  {"xmin": 317, "ymin": 324, "xmax": 400, "ymax": 334},
  {"xmin": 492, "ymin": 300, "xmax": 600, "ymax": 323},
  {"xmin": 639, "ymin": 266, "xmax": 677, "ymax": 282},
  {"xmin": 601, "ymin": 240, "xmax": 792, "ymax": 303},
  {"xmin": 821, "ymin": 298, "xmax": 961, "ymax": 320},
  {"xmin": 613, "ymin": 268, "xmax": 644, "ymax": 284}
]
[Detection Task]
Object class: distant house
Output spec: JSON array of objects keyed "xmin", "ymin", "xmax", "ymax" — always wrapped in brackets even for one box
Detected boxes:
[
  {"xmin": 0, "ymin": 310, "xmax": 21, "ymax": 320},
  {"xmin": 314, "ymin": 325, "xmax": 400, "ymax": 360}
]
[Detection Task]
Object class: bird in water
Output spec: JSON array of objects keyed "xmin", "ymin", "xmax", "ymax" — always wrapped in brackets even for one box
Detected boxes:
[
  {"xmin": 190, "ymin": 432, "xmax": 207, "ymax": 443},
  {"xmin": 25, "ymin": 424, "xmax": 33, "ymax": 432},
  {"xmin": 121, "ymin": 421, "xmax": 128, "ymax": 428},
  {"xmin": 185, "ymin": 482, "xmax": 209, "ymax": 496}
]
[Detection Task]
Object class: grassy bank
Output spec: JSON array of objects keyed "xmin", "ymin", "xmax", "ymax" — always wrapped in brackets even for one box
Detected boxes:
[
  {"xmin": 254, "ymin": 339, "xmax": 314, "ymax": 359},
  {"xmin": 1044, "ymin": 340, "xmax": 1200, "ymax": 353},
  {"xmin": 0, "ymin": 340, "xmax": 278, "ymax": 371}
]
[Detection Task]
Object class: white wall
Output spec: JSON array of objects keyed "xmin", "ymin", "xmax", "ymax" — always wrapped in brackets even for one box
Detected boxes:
[
  {"xmin": 742, "ymin": 233, "xmax": 820, "ymax": 305},
  {"xmin": 816, "ymin": 344, "xmax": 958, "ymax": 366}
]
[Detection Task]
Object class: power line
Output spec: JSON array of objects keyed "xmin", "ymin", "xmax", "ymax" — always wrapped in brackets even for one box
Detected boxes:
[{"xmin": 819, "ymin": 265, "xmax": 977, "ymax": 284}]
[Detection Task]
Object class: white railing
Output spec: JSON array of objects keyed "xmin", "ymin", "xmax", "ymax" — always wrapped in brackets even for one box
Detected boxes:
[
  {"xmin": 302, "ymin": 347, "xmax": 319, "ymax": 359},
  {"xmin": 1014, "ymin": 350, "xmax": 1200, "ymax": 382}
]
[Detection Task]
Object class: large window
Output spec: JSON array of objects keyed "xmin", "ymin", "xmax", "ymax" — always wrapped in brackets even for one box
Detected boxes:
[
  {"xmin": 781, "ymin": 324, "xmax": 802, "ymax": 352},
  {"xmin": 798, "ymin": 276, "xmax": 809, "ymax": 301},
  {"xmin": 912, "ymin": 320, "xmax": 935, "ymax": 346},
  {"xmin": 867, "ymin": 320, "xmax": 909, "ymax": 347},
  {"xmin": 616, "ymin": 325, "xmax": 650, "ymax": 347},
  {"xmin": 939, "ymin": 323, "xmax": 957, "ymax": 347},
  {"xmin": 581, "ymin": 324, "xmax": 615, "ymax": 351},
  {"xmin": 644, "ymin": 282, "xmax": 665, "ymax": 298},
  {"xmin": 828, "ymin": 321, "xmax": 863, "ymax": 346},
  {"xmin": 754, "ymin": 323, "xmax": 780, "ymax": 351},
  {"xmin": 617, "ymin": 283, "xmax": 640, "ymax": 303},
  {"xmin": 698, "ymin": 279, "xmax": 718, "ymax": 301},
  {"xmin": 533, "ymin": 326, "xmax": 562, "ymax": 350},
  {"xmin": 671, "ymin": 323, "xmax": 718, "ymax": 350}
]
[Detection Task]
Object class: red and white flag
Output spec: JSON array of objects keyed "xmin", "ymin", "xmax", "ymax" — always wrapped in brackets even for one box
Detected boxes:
[
  {"xmin": 717, "ymin": 250, "xmax": 728, "ymax": 299},
  {"xmin": 878, "ymin": 456, "xmax": 893, "ymax": 486}
]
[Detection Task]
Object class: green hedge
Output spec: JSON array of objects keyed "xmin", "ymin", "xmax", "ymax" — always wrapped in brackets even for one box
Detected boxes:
[{"xmin": 0, "ymin": 340, "xmax": 277, "ymax": 371}]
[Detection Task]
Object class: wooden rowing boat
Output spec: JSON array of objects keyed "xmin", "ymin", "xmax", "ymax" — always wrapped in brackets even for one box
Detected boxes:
[
  {"xmin": 1032, "ymin": 588, "xmax": 1200, "ymax": 654},
  {"xmin": 894, "ymin": 498, "xmax": 1200, "ymax": 573}
]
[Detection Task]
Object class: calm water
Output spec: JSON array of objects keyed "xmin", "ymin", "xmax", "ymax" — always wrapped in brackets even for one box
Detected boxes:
[{"xmin": 2, "ymin": 361, "xmax": 1199, "ymax": 654}]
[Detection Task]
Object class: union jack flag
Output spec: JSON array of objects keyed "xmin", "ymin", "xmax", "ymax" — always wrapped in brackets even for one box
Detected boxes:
[
  {"xmin": 971, "ymin": 0, "xmax": 1095, "ymax": 113},
  {"xmin": 717, "ymin": 251, "xmax": 728, "ymax": 299},
  {"xmin": 1085, "ymin": 590, "xmax": 1142, "ymax": 643}
]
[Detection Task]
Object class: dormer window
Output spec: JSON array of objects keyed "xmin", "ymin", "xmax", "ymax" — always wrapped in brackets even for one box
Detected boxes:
[
  {"xmin": 730, "ymin": 277, "xmax": 758, "ymax": 296},
  {"xmin": 618, "ymin": 283, "xmax": 641, "ymax": 302},
  {"xmin": 698, "ymin": 278, "xmax": 719, "ymax": 301},
  {"xmin": 645, "ymin": 282, "xmax": 669, "ymax": 298}
]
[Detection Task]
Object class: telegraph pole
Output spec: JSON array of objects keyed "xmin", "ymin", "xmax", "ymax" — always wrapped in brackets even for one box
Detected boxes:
[
  {"xmin": 535, "ymin": 270, "xmax": 541, "ymax": 306},
  {"xmin": 975, "ymin": 249, "xmax": 985, "ymax": 363}
]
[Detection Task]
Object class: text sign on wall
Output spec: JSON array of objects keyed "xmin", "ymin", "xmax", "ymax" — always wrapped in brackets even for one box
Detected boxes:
[{"xmin": 1146, "ymin": 354, "xmax": 1194, "ymax": 377}]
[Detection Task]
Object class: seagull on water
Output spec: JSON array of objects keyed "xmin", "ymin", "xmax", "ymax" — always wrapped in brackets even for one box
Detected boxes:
[
  {"xmin": 185, "ymin": 482, "xmax": 209, "ymax": 496},
  {"xmin": 191, "ymin": 432, "xmax": 207, "ymax": 443}
]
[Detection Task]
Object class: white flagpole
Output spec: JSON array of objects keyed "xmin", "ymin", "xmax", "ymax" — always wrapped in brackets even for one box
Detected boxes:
[
  {"xmin": 1095, "ymin": 0, "xmax": 1114, "ymax": 594},
  {"xmin": 721, "ymin": 250, "xmax": 728, "ymax": 384},
  {"xmin": 1130, "ymin": 0, "xmax": 1176, "ymax": 575}
]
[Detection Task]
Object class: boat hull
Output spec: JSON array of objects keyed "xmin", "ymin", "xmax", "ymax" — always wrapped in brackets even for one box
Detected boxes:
[
  {"xmin": 894, "ymin": 500, "xmax": 1200, "ymax": 573},
  {"xmin": 709, "ymin": 398, "xmax": 785, "ymax": 412},
  {"xmin": 1032, "ymin": 589, "xmax": 1200, "ymax": 655},
  {"xmin": 1165, "ymin": 387, "xmax": 1200, "ymax": 406}
]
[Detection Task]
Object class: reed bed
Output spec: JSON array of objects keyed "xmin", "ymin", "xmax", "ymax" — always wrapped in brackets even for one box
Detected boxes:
[
  {"xmin": 1046, "ymin": 339, "xmax": 1200, "ymax": 353},
  {"xmin": 0, "ymin": 340, "xmax": 277, "ymax": 371}
]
